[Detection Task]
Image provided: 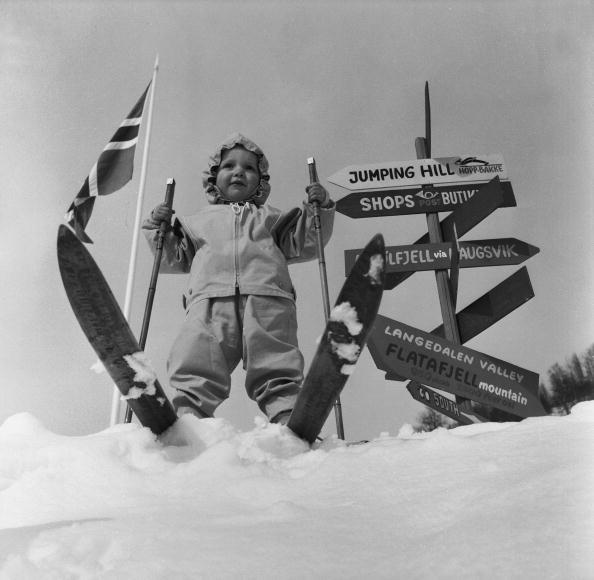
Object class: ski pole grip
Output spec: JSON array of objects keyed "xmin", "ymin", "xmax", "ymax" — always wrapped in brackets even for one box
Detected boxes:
[
  {"xmin": 307, "ymin": 157, "xmax": 319, "ymax": 185},
  {"xmin": 159, "ymin": 178, "xmax": 176, "ymax": 232},
  {"xmin": 164, "ymin": 177, "xmax": 176, "ymax": 210},
  {"xmin": 156, "ymin": 178, "xmax": 176, "ymax": 249}
]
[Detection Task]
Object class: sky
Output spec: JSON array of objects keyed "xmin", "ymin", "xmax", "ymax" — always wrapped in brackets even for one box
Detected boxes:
[
  {"xmin": 1, "ymin": 403, "xmax": 592, "ymax": 576},
  {"xmin": 1, "ymin": 1, "xmax": 593, "ymax": 439}
]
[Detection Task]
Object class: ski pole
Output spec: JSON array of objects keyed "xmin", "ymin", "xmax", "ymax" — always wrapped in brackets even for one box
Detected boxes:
[
  {"xmin": 307, "ymin": 157, "xmax": 345, "ymax": 440},
  {"xmin": 125, "ymin": 178, "xmax": 176, "ymax": 423}
]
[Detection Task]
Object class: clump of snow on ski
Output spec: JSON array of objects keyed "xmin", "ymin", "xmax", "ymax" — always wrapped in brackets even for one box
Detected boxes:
[
  {"xmin": 330, "ymin": 302, "xmax": 363, "ymax": 336},
  {"xmin": 340, "ymin": 364, "xmax": 356, "ymax": 376},
  {"xmin": 366, "ymin": 253, "xmax": 385, "ymax": 285},
  {"xmin": 328, "ymin": 301, "xmax": 364, "ymax": 374},
  {"xmin": 122, "ymin": 352, "xmax": 160, "ymax": 402}
]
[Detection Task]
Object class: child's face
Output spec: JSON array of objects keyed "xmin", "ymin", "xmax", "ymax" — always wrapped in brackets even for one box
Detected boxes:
[{"xmin": 216, "ymin": 147, "xmax": 260, "ymax": 203}]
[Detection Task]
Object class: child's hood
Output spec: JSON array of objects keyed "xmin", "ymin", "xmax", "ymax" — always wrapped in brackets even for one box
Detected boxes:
[{"xmin": 203, "ymin": 132, "xmax": 271, "ymax": 206}]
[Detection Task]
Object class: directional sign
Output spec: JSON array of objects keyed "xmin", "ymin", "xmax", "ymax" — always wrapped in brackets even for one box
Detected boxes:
[
  {"xmin": 347, "ymin": 238, "xmax": 538, "ymax": 276},
  {"xmin": 384, "ymin": 177, "xmax": 513, "ymax": 290},
  {"xmin": 383, "ymin": 267, "xmax": 535, "ymax": 382},
  {"xmin": 328, "ymin": 154, "xmax": 507, "ymax": 191},
  {"xmin": 344, "ymin": 243, "xmax": 452, "ymax": 275},
  {"xmin": 368, "ymin": 315, "xmax": 545, "ymax": 418},
  {"xmin": 431, "ymin": 266, "xmax": 534, "ymax": 344},
  {"xmin": 406, "ymin": 381, "xmax": 473, "ymax": 425},
  {"xmin": 336, "ymin": 181, "xmax": 516, "ymax": 219},
  {"xmin": 457, "ymin": 238, "xmax": 539, "ymax": 268}
]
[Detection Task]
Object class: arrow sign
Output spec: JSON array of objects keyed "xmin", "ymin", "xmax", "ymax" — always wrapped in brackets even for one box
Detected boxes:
[
  {"xmin": 328, "ymin": 154, "xmax": 507, "ymax": 191},
  {"xmin": 457, "ymin": 238, "xmax": 539, "ymax": 268},
  {"xmin": 431, "ymin": 266, "xmax": 534, "ymax": 344},
  {"xmin": 347, "ymin": 238, "xmax": 539, "ymax": 275},
  {"xmin": 368, "ymin": 315, "xmax": 545, "ymax": 418},
  {"xmin": 406, "ymin": 381, "xmax": 473, "ymax": 425},
  {"xmin": 336, "ymin": 181, "xmax": 516, "ymax": 219},
  {"xmin": 384, "ymin": 177, "xmax": 514, "ymax": 290},
  {"xmin": 344, "ymin": 243, "xmax": 452, "ymax": 274}
]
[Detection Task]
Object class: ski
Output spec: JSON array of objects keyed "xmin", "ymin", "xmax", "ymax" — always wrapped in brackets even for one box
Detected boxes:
[
  {"xmin": 57, "ymin": 225, "xmax": 177, "ymax": 435},
  {"xmin": 287, "ymin": 233, "xmax": 386, "ymax": 443}
]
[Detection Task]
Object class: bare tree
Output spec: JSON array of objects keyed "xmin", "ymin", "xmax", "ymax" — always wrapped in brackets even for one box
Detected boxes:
[
  {"xmin": 413, "ymin": 408, "xmax": 458, "ymax": 432},
  {"xmin": 546, "ymin": 344, "xmax": 594, "ymax": 414}
]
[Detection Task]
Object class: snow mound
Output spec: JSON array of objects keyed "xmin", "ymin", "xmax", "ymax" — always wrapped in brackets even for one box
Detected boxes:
[{"xmin": 1, "ymin": 403, "xmax": 593, "ymax": 578}]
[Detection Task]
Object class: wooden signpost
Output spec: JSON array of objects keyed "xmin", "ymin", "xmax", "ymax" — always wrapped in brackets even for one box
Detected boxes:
[
  {"xmin": 330, "ymin": 82, "xmax": 542, "ymax": 424},
  {"xmin": 415, "ymin": 84, "xmax": 465, "ymax": 409}
]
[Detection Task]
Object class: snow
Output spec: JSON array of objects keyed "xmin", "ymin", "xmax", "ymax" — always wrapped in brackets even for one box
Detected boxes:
[
  {"xmin": 121, "ymin": 353, "xmax": 158, "ymax": 401},
  {"xmin": 1, "ymin": 404, "xmax": 593, "ymax": 579},
  {"xmin": 330, "ymin": 302, "xmax": 363, "ymax": 336},
  {"xmin": 366, "ymin": 253, "xmax": 385, "ymax": 286},
  {"xmin": 328, "ymin": 302, "xmax": 363, "ymax": 372}
]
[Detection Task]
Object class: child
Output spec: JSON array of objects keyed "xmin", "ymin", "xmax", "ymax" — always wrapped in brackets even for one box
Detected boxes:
[{"xmin": 143, "ymin": 133, "xmax": 334, "ymax": 425}]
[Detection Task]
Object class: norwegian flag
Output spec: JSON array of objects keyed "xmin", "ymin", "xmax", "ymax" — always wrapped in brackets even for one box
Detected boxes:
[{"xmin": 65, "ymin": 83, "xmax": 151, "ymax": 243}]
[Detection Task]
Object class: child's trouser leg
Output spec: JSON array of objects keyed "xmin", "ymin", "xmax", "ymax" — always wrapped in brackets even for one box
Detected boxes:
[
  {"xmin": 242, "ymin": 295, "xmax": 303, "ymax": 422},
  {"xmin": 168, "ymin": 297, "xmax": 241, "ymax": 418}
]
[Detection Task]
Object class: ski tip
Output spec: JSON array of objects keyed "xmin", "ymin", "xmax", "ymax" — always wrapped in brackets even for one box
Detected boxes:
[
  {"xmin": 366, "ymin": 233, "xmax": 385, "ymax": 254},
  {"xmin": 57, "ymin": 223, "xmax": 81, "ymax": 247},
  {"xmin": 57, "ymin": 223, "xmax": 72, "ymax": 245},
  {"xmin": 345, "ymin": 233, "xmax": 386, "ymax": 289}
]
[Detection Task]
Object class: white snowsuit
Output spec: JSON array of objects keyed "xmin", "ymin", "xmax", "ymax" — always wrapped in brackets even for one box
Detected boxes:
[{"xmin": 143, "ymin": 134, "xmax": 334, "ymax": 422}]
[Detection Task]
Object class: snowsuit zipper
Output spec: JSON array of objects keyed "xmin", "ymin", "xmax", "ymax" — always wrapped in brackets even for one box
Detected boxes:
[{"xmin": 231, "ymin": 202, "xmax": 244, "ymax": 289}]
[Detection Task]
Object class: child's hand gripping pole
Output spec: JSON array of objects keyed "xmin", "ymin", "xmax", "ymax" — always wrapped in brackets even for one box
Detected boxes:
[
  {"xmin": 155, "ymin": 178, "xmax": 176, "ymax": 251},
  {"xmin": 125, "ymin": 178, "xmax": 176, "ymax": 424},
  {"xmin": 307, "ymin": 157, "xmax": 345, "ymax": 440}
]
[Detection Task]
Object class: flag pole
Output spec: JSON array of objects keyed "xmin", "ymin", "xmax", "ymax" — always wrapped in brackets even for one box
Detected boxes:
[{"xmin": 110, "ymin": 54, "xmax": 160, "ymax": 426}]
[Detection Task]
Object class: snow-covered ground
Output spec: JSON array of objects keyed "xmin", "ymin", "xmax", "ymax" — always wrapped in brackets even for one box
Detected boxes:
[{"xmin": 1, "ymin": 402, "xmax": 592, "ymax": 579}]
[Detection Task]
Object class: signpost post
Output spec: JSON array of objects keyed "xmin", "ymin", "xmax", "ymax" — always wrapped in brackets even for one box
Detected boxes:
[{"xmin": 416, "ymin": 83, "xmax": 465, "ymax": 408}]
